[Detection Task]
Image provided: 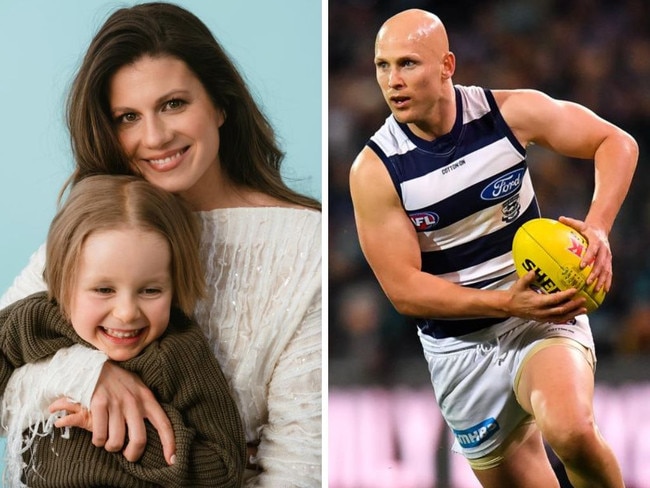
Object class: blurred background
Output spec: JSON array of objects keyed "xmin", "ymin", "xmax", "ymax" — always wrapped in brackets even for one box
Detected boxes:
[{"xmin": 328, "ymin": 0, "xmax": 650, "ymax": 486}]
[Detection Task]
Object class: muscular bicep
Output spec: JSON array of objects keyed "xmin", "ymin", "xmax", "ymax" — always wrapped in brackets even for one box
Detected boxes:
[
  {"xmin": 496, "ymin": 89, "xmax": 616, "ymax": 159},
  {"xmin": 349, "ymin": 148, "xmax": 422, "ymax": 304}
]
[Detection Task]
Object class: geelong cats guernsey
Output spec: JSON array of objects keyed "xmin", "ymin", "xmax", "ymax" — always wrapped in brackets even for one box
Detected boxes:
[{"xmin": 367, "ymin": 85, "xmax": 540, "ymax": 338}]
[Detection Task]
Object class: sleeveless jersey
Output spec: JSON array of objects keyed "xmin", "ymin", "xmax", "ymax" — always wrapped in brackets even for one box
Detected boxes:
[{"xmin": 367, "ymin": 85, "xmax": 540, "ymax": 338}]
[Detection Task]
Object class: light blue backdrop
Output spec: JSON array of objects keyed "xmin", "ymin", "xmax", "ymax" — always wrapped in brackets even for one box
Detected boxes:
[{"xmin": 0, "ymin": 0, "xmax": 322, "ymax": 295}]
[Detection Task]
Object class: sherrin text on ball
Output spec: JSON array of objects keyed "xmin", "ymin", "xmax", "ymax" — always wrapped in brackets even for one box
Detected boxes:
[{"xmin": 512, "ymin": 218, "xmax": 606, "ymax": 313}]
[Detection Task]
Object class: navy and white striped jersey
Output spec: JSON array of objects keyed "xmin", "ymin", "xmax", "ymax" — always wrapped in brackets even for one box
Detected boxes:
[{"xmin": 367, "ymin": 85, "xmax": 540, "ymax": 338}]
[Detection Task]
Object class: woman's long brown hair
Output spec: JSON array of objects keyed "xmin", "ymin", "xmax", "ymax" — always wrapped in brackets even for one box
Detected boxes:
[{"xmin": 65, "ymin": 2, "xmax": 321, "ymax": 211}]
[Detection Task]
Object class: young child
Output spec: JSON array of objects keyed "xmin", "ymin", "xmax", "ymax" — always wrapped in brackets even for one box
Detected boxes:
[{"xmin": 0, "ymin": 175, "xmax": 245, "ymax": 487}]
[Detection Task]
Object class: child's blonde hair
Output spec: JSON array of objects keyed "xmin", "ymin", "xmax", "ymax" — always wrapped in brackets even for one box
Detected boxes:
[{"xmin": 45, "ymin": 175, "xmax": 205, "ymax": 317}]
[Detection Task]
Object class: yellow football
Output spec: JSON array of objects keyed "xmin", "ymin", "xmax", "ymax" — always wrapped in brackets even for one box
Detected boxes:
[{"xmin": 512, "ymin": 218, "xmax": 605, "ymax": 313}]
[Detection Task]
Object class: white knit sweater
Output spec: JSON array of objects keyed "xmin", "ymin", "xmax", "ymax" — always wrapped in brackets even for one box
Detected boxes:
[{"xmin": 0, "ymin": 206, "xmax": 322, "ymax": 487}]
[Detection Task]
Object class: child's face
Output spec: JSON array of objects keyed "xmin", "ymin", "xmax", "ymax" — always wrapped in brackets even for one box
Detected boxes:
[{"xmin": 68, "ymin": 227, "xmax": 173, "ymax": 361}]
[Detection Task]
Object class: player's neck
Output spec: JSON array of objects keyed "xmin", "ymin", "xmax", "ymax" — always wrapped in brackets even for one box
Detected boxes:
[{"xmin": 408, "ymin": 83, "xmax": 456, "ymax": 141}]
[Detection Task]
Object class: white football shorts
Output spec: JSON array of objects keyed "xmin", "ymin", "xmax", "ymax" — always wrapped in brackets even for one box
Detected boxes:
[{"xmin": 418, "ymin": 315, "xmax": 595, "ymax": 461}]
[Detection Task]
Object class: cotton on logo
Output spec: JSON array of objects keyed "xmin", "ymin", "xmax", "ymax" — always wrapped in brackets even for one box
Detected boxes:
[{"xmin": 409, "ymin": 212, "xmax": 439, "ymax": 231}]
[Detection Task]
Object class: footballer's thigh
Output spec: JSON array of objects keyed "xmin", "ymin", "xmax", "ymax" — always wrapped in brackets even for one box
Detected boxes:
[
  {"xmin": 515, "ymin": 336, "xmax": 600, "ymax": 468},
  {"xmin": 515, "ymin": 338, "xmax": 595, "ymax": 433}
]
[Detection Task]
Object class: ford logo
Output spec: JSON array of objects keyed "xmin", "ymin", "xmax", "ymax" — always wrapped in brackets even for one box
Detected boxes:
[
  {"xmin": 480, "ymin": 168, "xmax": 525, "ymax": 201},
  {"xmin": 409, "ymin": 212, "xmax": 439, "ymax": 231}
]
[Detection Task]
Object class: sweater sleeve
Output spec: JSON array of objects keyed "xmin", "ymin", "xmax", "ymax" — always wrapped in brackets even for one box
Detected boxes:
[
  {"xmin": 0, "ymin": 244, "xmax": 47, "ymax": 309},
  {"xmin": 0, "ymin": 246, "xmax": 107, "ymax": 411},
  {"xmin": 1, "ymin": 345, "xmax": 107, "ymax": 432},
  {"xmin": 115, "ymin": 311, "xmax": 246, "ymax": 488},
  {"xmin": 0, "ymin": 293, "xmax": 107, "ymax": 414},
  {"xmin": 250, "ymin": 288, "xmax": 322, "ymax": 487},
  {"xmin": 0, "ymin": 293, "xmax": 79, "ymax": 394}
]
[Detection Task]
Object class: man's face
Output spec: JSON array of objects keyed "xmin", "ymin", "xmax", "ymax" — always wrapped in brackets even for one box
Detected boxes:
[{"xmin": 374, "ymin": 28, "xmax": 448, "ymax": 126}]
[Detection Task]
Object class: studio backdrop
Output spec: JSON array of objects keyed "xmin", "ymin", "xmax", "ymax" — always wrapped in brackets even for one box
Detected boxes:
[{"xmin": 0, "ymin": 0, "xmax": 322, "ymax": 294}]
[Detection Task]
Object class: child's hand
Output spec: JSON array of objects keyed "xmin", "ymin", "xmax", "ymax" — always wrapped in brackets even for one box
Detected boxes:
[{"xmin": 49, "ymin": 398, "xmax": 93, "ymax": 431}]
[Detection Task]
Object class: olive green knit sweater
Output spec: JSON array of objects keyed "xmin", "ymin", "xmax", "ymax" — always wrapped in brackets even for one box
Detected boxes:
[{"xmin": 0, "ymin": 292, "xmax": 246, "ymax": 487}]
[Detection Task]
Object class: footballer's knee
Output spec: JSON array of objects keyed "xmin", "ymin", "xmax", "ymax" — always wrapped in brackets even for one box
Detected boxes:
[{"xmin": 543, "ymin": 416, "xmax": 601, "ymax": 466}]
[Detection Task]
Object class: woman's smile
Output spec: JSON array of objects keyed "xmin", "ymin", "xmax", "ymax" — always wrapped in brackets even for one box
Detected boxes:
[{"xmin": 144, "ymin": 146, "xmax": 190, "ymax": 170}]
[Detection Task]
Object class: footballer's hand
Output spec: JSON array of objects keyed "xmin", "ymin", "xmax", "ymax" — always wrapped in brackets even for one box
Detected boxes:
[
  {"xmin": 559, "ymin": 215, "xmax": 612, "ymax": 292},
  {"xmin": 507, "ymin": 270, "xmax": 587, "ymax": 323}
]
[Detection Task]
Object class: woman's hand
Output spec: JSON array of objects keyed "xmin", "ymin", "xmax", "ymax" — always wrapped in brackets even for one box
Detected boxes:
[{"xmin": 48, "ymin": 361, "xmax": 176, "ymax": 465}]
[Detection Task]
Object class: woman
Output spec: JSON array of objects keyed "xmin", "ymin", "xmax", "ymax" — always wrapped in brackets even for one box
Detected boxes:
[{"xmin": 0, "ymin": 3, "xmax": 321, "ymax": 486}]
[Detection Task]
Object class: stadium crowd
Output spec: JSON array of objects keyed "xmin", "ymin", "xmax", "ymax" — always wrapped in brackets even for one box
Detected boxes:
[{"xmin": 328, "ymin": 0, "xmax": 650, "ymax": 386}]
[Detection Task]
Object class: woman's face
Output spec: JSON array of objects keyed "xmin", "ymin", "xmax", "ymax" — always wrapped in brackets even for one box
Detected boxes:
[{"xmin": 109, "ymin": 55, "xmax": 225, "ymax": 209}]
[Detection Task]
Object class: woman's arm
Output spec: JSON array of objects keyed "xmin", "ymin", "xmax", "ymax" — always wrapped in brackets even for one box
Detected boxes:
[
  {"xmin": 0, "ymin": 244, "xmax": 47, "ymax": 308},
  {"xmin": 251, "ymin": 290, "xmax": 322, "ymax": 486},
  {"xmin": 1, "ymin": 344, "xmax": 107, "ymax": 430},
  {"xmin": 52, "ymin": 317, "xmax": 245, "ymax": 487}
]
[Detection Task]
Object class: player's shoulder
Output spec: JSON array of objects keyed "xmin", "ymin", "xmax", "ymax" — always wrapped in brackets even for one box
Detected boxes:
[
  {"xmin": 350, "ymin": 145, "xmax": 383, "ymax": 179},
  {"xmin": 352, "ymin": 144, "xmax": 381, "ymax": 164},
  {"xmin": 492, "ymin": 88, "xmax": 554, "ymax": 109},
  {"xmin": 493, "ymin": 88, "xmax": 561, "ymax": 133}
]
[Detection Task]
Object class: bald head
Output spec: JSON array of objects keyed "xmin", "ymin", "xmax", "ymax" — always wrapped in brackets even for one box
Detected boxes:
[
  {"xmin": 376, "ymin": 9, "xmax": 449, "ymax": 55},
  {"xmin": 373, "ymin": 9, "xmax": 456, "ymax": 138}
]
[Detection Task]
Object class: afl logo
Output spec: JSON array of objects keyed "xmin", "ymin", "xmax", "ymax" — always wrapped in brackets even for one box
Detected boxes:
[
  {"xmin": 480, "ymin": 168, "xmax": 525, "ymax": 201},
  {"xmin": 410, "ymin": 212, "xmax": 438, "ymax": 231}
]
